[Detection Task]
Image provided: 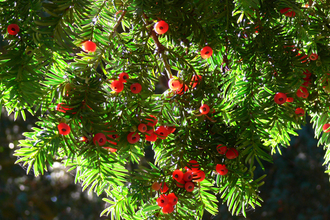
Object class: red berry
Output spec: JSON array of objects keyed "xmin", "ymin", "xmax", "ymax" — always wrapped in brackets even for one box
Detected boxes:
[
  {"xmin": 187, "ymin": 160, "xmax": 199, "ymax": 172},
  {"xmin": 137, "ymin": 123, "xmax": 147, "ymax": 132},
  {"xmin": 93, "ymin": 133, "xmax": 106, "ymax": 146},
  {"xmin": 201, "ymin": 46, "xmax": 213, "ymax": 59},
  {"xmin": 58, "ymin": 123, "xmax": 70, "ymax": 135},
  {"xmin": 56, "ymin": 103, "xmax": 73, "ymax": 113},
  {"xmin": 176, "ymin": 84, "xmax": 188, "ymax": 95},
  {"xmin": 176, "ymin": 178, "xmax": 186, "ymax": 188},
  {"xmin": 183, "ymin": 171, "xmax": 193, "ymax": 182},
  {"xmin": 165, "ymin": 126, "xmax": 176, "ymax": 134},
  {"xmin": 160, "ymin": 182, "xmax": 168, "ymax": 193},
  {"xmin": 280, "ymin": 8, "xmax": 295, "ymax": 17},
  {"xmin": 286, "ymin": 97, "xmax": 294, "ymax": 103},
  {"xmin": 154, "ymin": 20, "xmax": 169, "ymax": 35},
  {"xmin": 309, "ymin": 53, "xmax": 318, "ymax": 61},
  {"xmin": 193, "ymin": 170, "xmax": 205, "ymax": 182},
  {"xmin": 185, "ymin": 182, "xmax": 195, "ymax": 192},
  {"xmin": 82, "ymin": 40, "xmax": 97, "ymax": 52},
  {"xmin": 296, "ymin": 86, "xmax": 309, "ymax": 98},
  {"xmin": 110, "ymin": 80, "xmax": 124, "ymax": 93},
  {"xmin": 217, "ymin": 144, "xmax": 227, "ymax": 154},
  {"xmin": 155, "ymin": 126, "xmax": 169, "ymax": 139},
  {"xmin": 103, "ymin": 147, "xmax": 117, "ymax": 153},
  {"xmin": 130, "ymin": 83, "xmax": 142, "ymax": 94},
  {"xmin": 157, "ymin": 194, "xmax": 168, "ymax": 207},
  {"xmin": 167, "ymin": 193, "xmax": 178, "ymax": 206},
  {"xmin": 146, "ymin": 115, "xmax": 158, "ymax": 127},
  {"xmin": 172, "ymin": 170, "xmax": 184, "ymax": 182},
  {"xmin": 80, "ymin": 136, "xmax": 88, "ymax": 142},
  {"xmin": 107, "ymin": 131, "xmax": 119, "ymax": 140},
  {"xmin": 152, "ymin": 182, "xmax": 161, "ymax": 191},
  {"xmin": 118, "ymin": 72, "xmax": 129, "ymax": 83},
  {"xmin": 127, "ymin": 132, "xmax": 140, "ymax": 144},
  {"xmin": 216, "ymin": 164, "xmax": 228, "ymax": 175},
  {"xmin": 274, "ymin": 92, "xmax": 287, "ymax": 105},
  {"xmin": 226, "ymin": 148, "xmax": 239, "ymax": 159},
  {"xmin": 162, "ymin": 204, "xmax": 174, "ymax": 214},
  {"xmin": 295, "ymin": 108, "xmax": 305, "ymax": 116},
  {"xmin": 191, "ymin": 75, "xmax": 202, "ymax": 88},
  {"xmin": 168, "ymin": 78, "xmax": 183, "ymax": 91},
  {"xmin": 323, "ymin": 124, "xmax": 330, "ymax": 133},
  {"xmin": 200, "ymin": 104, "xmax": 210, "ymax": 114},
  {"xmin": 303, "ymin": 70, "xmax": 312, "ymax": 78},
  {"xmin": 7, "ymin": 24, "xmax": 19, "ymax": 35},
  {"xmin": 145, "ymin": 129, "xmax": 157, "ymax": 142}
]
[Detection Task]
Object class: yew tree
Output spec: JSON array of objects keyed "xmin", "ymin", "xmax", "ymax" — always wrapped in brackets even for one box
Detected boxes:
[{"xmin": 1, "ymin": 0, "xmax": 330, "ymax": 219}]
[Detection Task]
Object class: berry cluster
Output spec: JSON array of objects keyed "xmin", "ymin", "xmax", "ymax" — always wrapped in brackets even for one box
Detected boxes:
[{"xmin": 109, "ymin": 72, "xmax": 142, "ymax": 94}]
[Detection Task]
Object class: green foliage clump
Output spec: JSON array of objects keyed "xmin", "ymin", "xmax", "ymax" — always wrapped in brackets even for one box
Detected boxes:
[{"xmin": 1, "ymin": 0, "xmax": 330, "ymax": 219}]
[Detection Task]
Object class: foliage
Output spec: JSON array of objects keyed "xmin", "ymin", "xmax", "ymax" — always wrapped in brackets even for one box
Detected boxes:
[{"xmin": 1, "ymin": 0, "xmax": 330, "ymax": 219}]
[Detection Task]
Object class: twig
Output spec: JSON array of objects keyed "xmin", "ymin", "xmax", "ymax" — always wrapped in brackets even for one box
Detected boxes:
[{"xmin": 142, "ymin": 13, "xmax": 173, "ymax": 78}]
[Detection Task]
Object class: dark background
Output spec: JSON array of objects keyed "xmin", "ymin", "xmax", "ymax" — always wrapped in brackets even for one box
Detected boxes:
[{"xmin": 1, "ymin": 109, "xmax": 330, "ymax": 220}]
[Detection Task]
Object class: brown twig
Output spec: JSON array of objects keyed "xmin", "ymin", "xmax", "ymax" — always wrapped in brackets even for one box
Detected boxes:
[{"xmin": 142, "ymin": 13, "xmax": 173, "ymax": 78}]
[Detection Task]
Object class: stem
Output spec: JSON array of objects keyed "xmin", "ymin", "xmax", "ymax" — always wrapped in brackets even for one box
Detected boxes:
[{"xmin": 142, "ymin": 13, "xmax": 173, "ymax": 78}]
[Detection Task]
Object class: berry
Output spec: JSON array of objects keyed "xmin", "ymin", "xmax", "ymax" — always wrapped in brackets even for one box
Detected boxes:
[
  {"xmin": 303, "ymin": 70, "xmax": 312, "ymax": 78},
  {"xmin": 104, "ymin": 147, "xmax": 117, "ymax": 153},
  {"xmin": 145, "ymin": 129, "xmax": 157, "ymax": 142},
  {"xmin": 216, "ymin": 164, "xmax": 228, "ymax": 175},
  {"xmin": 274, "ymin": 92, "xmax": 287, "ymax": 105},
  {"xmin": 156, "ymin": 195, "xmax": 168, "ymax": 207},
  {"xmin": 155, "ymin": 126, "xmax": 169, "ymax": 139},
  {"xmin": 296, "ymin": 86, "xmax": 309, "ymax": 98},
  {"xmin": 58, "ymin": 123, "xmax": 71, "ymax": 135},
  {"xmin": 183, "ymin": 171, "xmax": 193, "ymax": 182},
  {"xmin": 200, "ymin": 104, "xmax": 210, "ymax": 114},
  {"xmin": 280, "ymin": 8, "xmax": 296, "ymax": 17},
  {"xmin": 201, "ymin": 46, "xmax": 213, "ymax": 59},
  {"xmin": 7, "ymin": 24, "xmax": 19, "ymax": 35},
  {"xmin": 187, "ymin": 160, "xmax": 199, "ymax": 172},
  {"xmin": 56, "ymin": 103, "xmax": 73, "ymax": 113},
  {"xmin": 172, "ymin": 169, "xmax": 184, "ymax": 182},
  {"xmin": 118, "ymin": 72, "xmax": 129, "ymax": 83},
  {"xmin": 127, "ymin": 132, "xmax": 140, "ymax": 144},
  {"xmin": 176, "ymin": 178, "xmax": 186, "ymax": 188},
  {"xmin": 191, "ymin": 75, "xmax": 202, "ymax": 88},
  {"xmin": 323, "ymin": 124, "xmax": 330, "ymax": 133},
  {"xmin": 80, "ymin": 136, "xmax": 88, "ymax": 142},
  {"xmin": 176, "ymin": 84, "xmax": 188, "ymax": 95},
  {"xmin": 154, "ymin": 20, "xmax": 169, "ymax": 35},
  {"xmin": 310, "ymin": 53, "xmax": 318, "ymax": 61},
  {"xmin": 160, "ymin": 182, "xmax": 168, "ymax": 193},
  {"xmin": 138, "ymin": 123, "xmax": 147, "ymax": 132},
  {"xmin": 93, "ymin": 133, "xmax": 107, "ymax": 146},
  {"xmin": 193, "ymin": 170, "xmax": 205, "ymax": 182},
  {"xmin": 185, "ymin": 182, "xmax": 195, "ymax": 192},
  {"xmin": 146, "ymin": 115, "xmax": 158, "ymax": 127},
  {"xmin": 165, "ymin": 126, "xmax": 176, "ymax": 134},
  {"xmin": 295, "ymin": 108, "xmax": 305, "ymax": 116},
  {"xmin": 168, "ymin": 78, "xmax": 183, "ymax": 91},
  {"xmin": 217, "ymin": 144, "xmax": 227, "ymax": 154},
  {"xmin": 162, "ymin": 204, "xmax": 174, "ymax": 214},
  {"xmin": 226, "ymin": 148, "xmax": 239, "ymax": 159},
  {"xmin": 130, "ymin": 83, "xmax": 142, "ymax": 94},
  {"xmin": 167, "ymin": 193, "xmax": 178, "ymax": 206},
  {"xmin": 82, "ymin": 40, "xmax": 97, "ymax": 52},
  {"xmin": 152, "ymin": 182, "xmax": 161, "ymax": 191},
  {"xmin": 110, "ymin": 80, "xmax": 124, "ymax": 93},
  {"xmin": 286, "ymin": 97, "xmax": 294, "ymax": 103}
]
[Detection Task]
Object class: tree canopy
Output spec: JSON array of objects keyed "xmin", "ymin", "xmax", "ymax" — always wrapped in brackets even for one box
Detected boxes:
[{"xmin": 1, "ymin": 0, "xmax": 330, "ymax": 219}]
